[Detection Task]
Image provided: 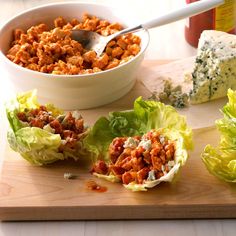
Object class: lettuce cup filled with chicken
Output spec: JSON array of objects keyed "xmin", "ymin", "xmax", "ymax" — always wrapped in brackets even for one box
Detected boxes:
[
  {"xmin": 84, "ymin": 97, "xmax": 193, "ymax": 191},
  {"xmin": 6, "ymin": 90, "xmax": 88, "ymax": 165}
]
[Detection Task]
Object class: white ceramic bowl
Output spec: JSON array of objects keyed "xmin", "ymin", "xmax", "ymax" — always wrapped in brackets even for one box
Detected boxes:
[{"xmin": 0, "ymin": 2, "xmax": 149, "ymax": 110}]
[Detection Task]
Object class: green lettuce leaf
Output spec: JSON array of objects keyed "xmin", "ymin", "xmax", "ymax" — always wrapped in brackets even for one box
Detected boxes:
[
  {"xmin": 84, "ymin": 97, "xmax": 193, "ymax": 191},
  {"xmin": 202, "ymin": 145, "xmax": 236, "ymax": 182},
  {"xmin": 202, "ymin": 89, "xmax": 236, "ymax": 182},
  {"xmin": 7, "ymin": 127, "xmax": 64, "ymax": 165},
  {"xmin": 5, "ymin": 90, "xmax": 86, "ymax": 166}
]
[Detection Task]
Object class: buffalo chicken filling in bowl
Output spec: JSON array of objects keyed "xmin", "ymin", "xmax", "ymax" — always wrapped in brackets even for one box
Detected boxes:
[
  {"xmin": 17, "ymin": 106, "xmax": 87, "ymax": 151},
  {"xmin": 6, "ymin": 14, "xmax": 141, "ymax": 75},
  {"xmin": 91, "ymin": 130, "xmax": 176, "ymax": 185}
]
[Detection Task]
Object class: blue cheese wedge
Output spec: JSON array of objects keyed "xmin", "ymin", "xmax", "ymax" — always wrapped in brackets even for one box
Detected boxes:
[{"xmin": 190, "ymin": 30, "xmax": 236, "ymax": 104}]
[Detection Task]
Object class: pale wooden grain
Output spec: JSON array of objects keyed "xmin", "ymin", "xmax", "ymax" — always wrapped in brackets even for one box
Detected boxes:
[{"xmin": 0, "ymin": 66, "xmax": 235, "ymax": 220}]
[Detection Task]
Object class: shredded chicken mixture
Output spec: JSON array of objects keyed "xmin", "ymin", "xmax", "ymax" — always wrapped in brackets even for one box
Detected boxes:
[
  {"xmin": 17, "ymin": 105, "xmax": 87, "ymax": 151},
  {"xmin": 6, "ymin": 14, "xmax": 141, "ymax": 75},
  {"xmin": 91, "ymin": 130, "xmax": 176, "ymax": 185}
]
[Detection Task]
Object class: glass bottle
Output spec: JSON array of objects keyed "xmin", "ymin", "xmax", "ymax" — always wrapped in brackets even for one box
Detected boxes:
[{"xmin": 185, "ymin": 0, "xmax": 236, "ymax": 47}]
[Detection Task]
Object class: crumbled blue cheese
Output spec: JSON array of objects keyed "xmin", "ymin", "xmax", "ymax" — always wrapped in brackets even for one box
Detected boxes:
[
  {"xmin": 123, "ymin": 137, "xmax": 139, "ymax": 149},
  {"xmin": 43, "ymin": 124, "xmax": 55, "ymax": 133},
  {"xmin": 72, "ymin": 111, "xmax": 81, "ymax": 120},
  {"xmin": 147, "ymin": 170, "xmax": 156, "ymax": 181},
  {"xmin": 138, "ymin": 139, "xmax": 152, "ymax": 150},
  {"xmin": 162, "ymin": 161, "xmax": 175, "ymax": 175},
  {"xmin": 169, "ymin": 91, "xmax": 189, "ymax": 108},
  {"xmin": 64, "ymin": 173, "xmax": 77, "ymax": 179},
  {"xmin": 61, "ymin": 140, "xmax": 67, "ymax": 145},
  {"xmin": 167, "ymin": 160, "xmax": 175, "ymax": 169},
  {"xmin": 190, "ymin": 30, "xmax": 236, "ymax": 104},
  {"xmin": 148, "ymin": 79, "xmax": 189, "ymax": 108},
  {"xmin": 159, "ymin": 135, "xmax": 165, "ymax": 144}
]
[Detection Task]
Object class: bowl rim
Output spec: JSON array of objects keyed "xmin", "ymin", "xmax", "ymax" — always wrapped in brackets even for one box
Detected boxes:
[{"xmin": 0, "ymin": 1, "xmax": 150, "ymax": 81}]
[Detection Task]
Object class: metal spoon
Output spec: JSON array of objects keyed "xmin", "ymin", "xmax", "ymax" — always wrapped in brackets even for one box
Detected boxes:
[{"xmin": 71, "ymin": 0, "xmax": 224, "ymax": 57}]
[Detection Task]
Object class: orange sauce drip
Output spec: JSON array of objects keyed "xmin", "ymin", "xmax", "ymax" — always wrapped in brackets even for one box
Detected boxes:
[{"xmin": 86, "ymin": 180, "xmax": 107, "ymax": 193}]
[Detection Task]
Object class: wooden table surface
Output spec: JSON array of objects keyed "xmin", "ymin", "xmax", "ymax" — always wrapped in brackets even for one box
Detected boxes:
[{"xmin": 0, "ymin": 0, "xmax": 235, "ymax": 235}]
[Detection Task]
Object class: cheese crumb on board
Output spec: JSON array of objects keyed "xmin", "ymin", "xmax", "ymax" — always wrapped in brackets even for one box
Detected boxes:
[
  {"xmin": 64, "ymin": 173, "xmax": 77, "ymax": 179},
  {"xmin": 148, "ymin": 79, "xmax": 189, "ymax": 108},
  {"xmin": 190, "ymin": 30, "xmax": 236, "ymax": 104}
]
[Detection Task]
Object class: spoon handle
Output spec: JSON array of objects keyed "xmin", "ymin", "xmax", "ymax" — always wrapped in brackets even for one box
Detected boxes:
[
  {"xmin": 142, "ymin": 0, "xmax": 224, "ymax": 29},
  {"xmin": 110, "ymin": 0, "xmax": 224, "ymax": 39},
  {"xmin": 109, "ymin": 25, "xmax": 143, "ymax": 39}
]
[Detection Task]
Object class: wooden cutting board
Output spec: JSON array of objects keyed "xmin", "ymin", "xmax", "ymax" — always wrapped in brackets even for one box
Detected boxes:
[{"xmin": 1, "ymin": 60, "xmax": 235, "ymax": 221}]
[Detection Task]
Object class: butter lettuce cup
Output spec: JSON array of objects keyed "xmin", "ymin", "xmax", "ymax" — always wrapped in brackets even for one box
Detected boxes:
[
  {"xmin": 6, "ymin": 90, "xmax": 88, "ymax": 165},
  {"xmin": 202, "ymin": 89, "xmax": 236, "ymax": 182},
  {"xmin": 84, "ymin": 97, "xmax": 193, "ymax": 191}
]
